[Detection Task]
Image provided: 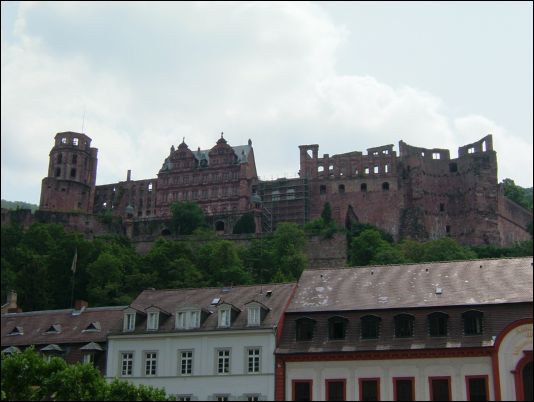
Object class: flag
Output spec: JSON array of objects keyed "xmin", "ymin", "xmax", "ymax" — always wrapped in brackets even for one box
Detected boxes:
[{"xmin": 71, "ymin": 249, "xmax": 77, "ymax": 274}]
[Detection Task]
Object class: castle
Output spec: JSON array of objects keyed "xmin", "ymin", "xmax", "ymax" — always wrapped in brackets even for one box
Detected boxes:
[{"xmin": 27, "ymin": 131, "xmax": 531, "ymax": 246}]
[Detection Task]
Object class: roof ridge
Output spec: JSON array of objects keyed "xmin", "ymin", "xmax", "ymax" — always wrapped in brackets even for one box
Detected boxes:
[{"xmin": 140, "ymin": 282, "xmax": 295, "ymax": 293}]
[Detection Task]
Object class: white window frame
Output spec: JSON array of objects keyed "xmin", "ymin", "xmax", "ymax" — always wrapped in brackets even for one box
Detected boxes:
[
  {"xmin": 120, "ymin": 351, "xmax": 134, "ymax": 377},
  {"xmin": 246, "ymin": 347, "xmax": 261, "ymax": 374},
  {"xmin": 82, "ymin": 353, "xmax": 94, "ymax": 365},
  {"xmin": 218, "ymin": 308, "xmax": 231, "ymax": 328},
  {"xmin": 216, "ymin": 348, "xmax": 231, "ymax": 375},
  {"xmin": 144, "ymin": 351, "xmax": 158, "ymax": 376},
  {"xmin": 179, "ymin": 350, "xmax": 193, "ymax": 376},
  {"xmin": 176, "ymin": 309, "xmax": 201, "ymax": 330},
  {"xmin": 123, "ymin": 313, "xmax": 136, "ymax": 332},
  {"xmin": 247, "ymin": 306, "xmax": 261, "ymax": 327},
  {"xmin": 147, "ymin": 311, "xmax": 159, "ymax": 331}
]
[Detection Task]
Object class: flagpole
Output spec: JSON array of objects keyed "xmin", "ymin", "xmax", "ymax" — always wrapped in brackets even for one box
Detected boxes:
[{"xmin": 70, "ymin": 248, "xmax": 77, "ymax": 308}]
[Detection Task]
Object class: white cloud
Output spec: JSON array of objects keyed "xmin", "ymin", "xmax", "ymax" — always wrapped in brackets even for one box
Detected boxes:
[{"xmin": 1, "ymin": 2, "xmax": 531, "ymax": 204}]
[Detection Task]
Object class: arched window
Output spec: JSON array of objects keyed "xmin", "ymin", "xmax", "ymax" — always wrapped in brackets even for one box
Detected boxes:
[
  {"xmin": 462, "ymin": 310, "xmax": 483, "ymax": 335},
  {"xmin": 394, "ymin": 314, "xmax": 414, "ymax": 338},
  {"xmin": 382, "ymin": 182, "xmax": 389, "ymax": 191},
  {"xmin": 361, "ymin": 183, "xmax": 367, "ymax": 192},
  {"xmin": 328, "ymin": 316, "xmax": 348, "ymax": 340},
  {"xmin": 428, "ymin": 312, "xmax": 448, "ymax": 337},
  {"xmin": 296, "ymin": 317, "xmax": 316, "ymax": 341},
  {"xmin": 338, "ymin": 184, "xmax": 345, "ymax": 194},
  {"xmin": 215, "ymin": 221, "xmax": 225, "ymax": 232},
  {"xmin": 360, "ymin": 315, "xmax": 381, "ymax": 339}
]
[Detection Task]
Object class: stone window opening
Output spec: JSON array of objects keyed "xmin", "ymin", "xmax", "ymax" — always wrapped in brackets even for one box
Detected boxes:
[
  {"xmin": 449, "ymin": 162, "xmax": 458, "ymax": 173},
  {"xmin": 215, "ymin": 221, "xmax": 225, "ymax": 232},
  {"xmin": 361, "ymin": 315, "xmax": 380, "ymax": 339},
  {"xmin": 354, "ymin": 168, "xmax": 359, "ymax": 175},
  {"xmin": 446, "ymin": 225, "xmax": 451, "ymax": 235},
  {"xmin": 318, "ymin": 165, "xmax": 324, "ymax": 173},
  {"xmin": 296, "ymin": 317, "xmax": 316, "ymax": 341},
  {"xmin": 328, "ymin": 316, "xmax": 348, "ymax": 340},
  {"xmin": 428, "ymin": 312, "xmax": 448, "ymax": 337},
  {"xmin": 468, "ymin": 147, "xmax": 475, "ymax": 154},
  {"xmin": 73, "ymin": 138, "xmax": 79, "ymax": 146},
  {"xmin": 440, "ymin": 203, "xmax": 445, "ymax": 212},
  {"xmin": 57, "ymin": 154, "xmax": 63, "ymax": 164},
  {"xmin": 338, "ymin": 184, "xmax": 345, "ymax": 194},
  {"xmin": 61, "ymin": 137, "xmax": 67, "ymax": 144},
  {"xmin": 421, "ymin": 151, "xmax": 425, "ymax": 157},
  {"xmin": 55, "ymin": 168, "xmax": 61, "ymax": 177},
  {"xmin": 462, "ymin": 310, "xmax": 483, "ymax": 335},
  {"xmin": 384, "ymin": 164, "xmax": 389, "ymax": 173},
  {"xmin": 364, "ymin": 167, "xmax": 370, "ymax": 175},
  {"xmin": 482, "ymin": 141, "xmax": 487, "ymax": 152},
  {"xmin": 373, "ymin": 165, "xmax": 379, "ymax": 174},
  {"xmin": 72, "ymin": 154, "xmax": 77, "ymax": 164},
  {"xmin": 148, "ymin": 183, "xmax": 153, "ymax": 192},
  {"xmin": 382, "ymin": 182, "xmax": 389, "ymax": 191},
  {"xmin": 432, "ymin": 152, "xmax": 441, "ymax": 160},
  {"xmin": 361, "ymin": 183, "xmax": 367, "ymax": 192},
  {"xmin": 70, "ymin": 168, "xmax": 76, "ymax": 178},
  {"xmin": 320, "ymin": 185, "xmax": 327, "ymax": 195},
  {"xmin": 394, "ymin": 314, "xmax": 414, "ymax": 338}
]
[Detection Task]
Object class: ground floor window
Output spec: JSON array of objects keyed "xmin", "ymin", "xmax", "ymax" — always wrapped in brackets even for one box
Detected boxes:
[
  {"xmin": 359, "ymin": 378, "xmax": 380, "ymax": 401},
  {"xmin": 394, "ymin": 377, "xmax": 415, "ymax": 401},
  {"xmin": 466, "ymin": 375, "xmax": 488, "ymax": 401},
  {"xmin": 292, "ymin": 380, "xmax": 312, "ymax": 401},
  {"xmin": 326, "ymin": 379, "xmax": 346, "ymax": 401},
  {"xmin": 429, "ymin": 377, "xmax": 451, "ymax": 401}
]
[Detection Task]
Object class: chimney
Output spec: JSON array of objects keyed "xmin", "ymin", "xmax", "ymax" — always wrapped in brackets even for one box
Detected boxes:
[
  {"xmin": 127, "ymin": 169, "xmax": 131, "ymax": 182},
  {"xmin": 5, "ymin": 290, "xmax": 21, "ymax": 313},
  {"xmin": 74, "ymin": 299, "xmax": 89, "ymax": 310}
]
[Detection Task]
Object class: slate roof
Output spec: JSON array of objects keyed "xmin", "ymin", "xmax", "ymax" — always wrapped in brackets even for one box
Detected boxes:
[
  {"xmin": 1, "ymin": 306, "xmax": 125, "ymax": 347},
  {"xmin": 287, "ymin": 257, "xmax": 533, "ymax": 313},
  {"xmin": 119, "ymin": 283, "xmax": 295, "ymax": 334}
]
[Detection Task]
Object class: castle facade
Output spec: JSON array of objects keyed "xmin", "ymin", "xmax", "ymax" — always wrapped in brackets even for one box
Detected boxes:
[{"xmin": 36, "ymin": 131, "xmax": 531, "ymax": 246}]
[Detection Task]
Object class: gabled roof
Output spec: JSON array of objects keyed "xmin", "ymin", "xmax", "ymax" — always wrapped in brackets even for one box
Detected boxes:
[
  {"xmin": 80, "ymin": 341, "xmax": 104, "ymax": 351},
  {"xmin": 1, "ymin": 306, "xmax": 125, "ymax": 347},
  {"xmin": 288, "ymin": 257, "xmax": 533, "ymax": 313},
  {"xmin": 121, "ymin": 283, "xmax": 295, "ymax": 334},
  {"xmin": 40, "ymin": 344, "xmax": 64, "ymax": 352}
]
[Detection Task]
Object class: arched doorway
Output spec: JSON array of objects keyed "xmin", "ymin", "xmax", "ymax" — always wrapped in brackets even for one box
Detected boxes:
[
  {"xmin": 215, "ymin": 221, "xmax": 225, "ymax": 233},
  {"xmin": 515, "ymin": 352, "xmax": 533, "ymax": 401}
]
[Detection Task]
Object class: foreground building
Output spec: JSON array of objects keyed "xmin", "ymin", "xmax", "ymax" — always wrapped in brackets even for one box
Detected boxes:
[
  {"xmin": 24, "ymin": 131, "xmax": 531, "ymax": 246},
  {"xmin": 1, "ymin": 301, "xmax": 124, "ymax": 374},
  {"xmin": 105, "ymin": 283, "xmax": 296, "ymax": 401},
  {"xmin": 275, "ymin": 257, "xmax": 533, "ymax": 401}
]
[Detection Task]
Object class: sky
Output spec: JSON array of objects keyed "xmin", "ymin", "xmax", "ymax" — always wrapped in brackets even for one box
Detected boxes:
[{"xmin": 1, "ymin": 1, "xmax": 532, "ymax": 204}]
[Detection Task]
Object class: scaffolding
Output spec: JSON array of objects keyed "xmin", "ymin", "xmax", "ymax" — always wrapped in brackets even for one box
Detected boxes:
[{"xmin": 254, "ymin": 178, "xmax": 309, "ymax": 231}]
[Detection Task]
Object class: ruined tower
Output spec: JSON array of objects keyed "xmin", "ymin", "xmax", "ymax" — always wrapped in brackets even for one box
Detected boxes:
[{"xmin": 39, "ymin": 132, "xmax": 98, "ymax": 213}]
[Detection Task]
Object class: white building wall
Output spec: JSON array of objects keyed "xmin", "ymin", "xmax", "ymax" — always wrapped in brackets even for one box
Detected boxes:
[
  {"xmin": 286, "ymin": 356, "xmax": 493, "ymax": 401},
  {"xmin": 107, "ymin": 329, "xmax": 276, "ymax": 401}
]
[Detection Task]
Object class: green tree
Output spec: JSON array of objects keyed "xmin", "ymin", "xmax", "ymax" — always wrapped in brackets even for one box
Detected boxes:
[
  {"xmin": 272, "ymin": 223, "xmax": 307, "ymax": 281},
  {"xmin": 502, "ymin": 178, "xmax": 533, "ymax": 212},
  {"xmin": 1, "ymin": 348, "xmax": 174, "ymax": 401},
  {"xmin": 195, "ymin": 240, "xmax": 252, "ymax": 286},
  {"xmin": 321, "ymin": 202, "xmax": 332, "ymax": 224},
  {"xmin": 232, "ymin": 213, "xmax": 256, "ymax": 234},
  {"xmin": 349, "ymin": 228, "xmax": 392, "ymax": 266},
  {"xmin": 170, "ymin": 202, "xmax": 206, "ymax": 235}
]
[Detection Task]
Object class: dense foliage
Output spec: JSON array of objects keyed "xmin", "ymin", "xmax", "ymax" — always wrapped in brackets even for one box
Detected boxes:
[
  {"xmin": 0, "ymin": 347, "xmax": 174, "ymax": 401},
  {"xmin": 170, "ymin": 201, "xmax": 207, "ymax": 235},
  {"xmin": 501, "ymin": 178, "xmax": 533, "ymax": 212},
  {"xmin": 1, "ymin": 199, "xmax": 38, "ymax": 212},
  {"xmin": 1, "ymin": 222, "xmax": 307, "ymax": 311}
]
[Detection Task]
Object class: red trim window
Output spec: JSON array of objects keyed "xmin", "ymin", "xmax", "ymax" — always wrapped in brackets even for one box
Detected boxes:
[
  {"xmin": 393, "ymin": 377, "xmax": 415, "ymax": 401},
  {"xmin": 359, "ymin": 378, "xmax": 380, "ymax": 401},
  {"xmin": 465, "ymin": 375, "xmax": 489, "ymax": 401},
  {"xmin": 325, "ymin": 379, "xmax": 346, "ymax": 401},
  {"xmin": 429, "ymin": 376, "xmax": 451, "ymax": 401},
  {"xmin": 292, "ymin": 380, "xmax": 313, "ymax": 401}
]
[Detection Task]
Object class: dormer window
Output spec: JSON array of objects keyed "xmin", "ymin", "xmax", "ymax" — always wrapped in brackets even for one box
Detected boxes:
[
  {"xmin": 8, "ymin": 326, "xmax": 23, "ymax": 336},
  {"xmin": 296, "ymin": 317, "xmax": 316, "ymax": 341},
  {"xmin": 124, "ymin": 312, "xmax": 136, "ymax": 332},
  {"xmin": 463, "ymin": 310, "xmax": 483, "ymax": 335},
  {"xmin": 247, "ymin": 306, "xmax": 260, "ymax": 326},
  {"xmin": 328, "ymin": 316, "xmax": 348, "ymax": 340},
  {"xmin": 219, "ymin": 307, "xmax": 231, "ymax": 328},
  {"xmin": 44, "ymin": 324, "xmax": 61, "ymax": 334},
  {"xmin": 82, "ymin": 322, "xmax": 101, "ymax": 332},
  {"xmin": 176, "ymin": 309, "xmax": 201, "ymax": 330},
  {"xmin": 394, "ymin": 314, "xmax": 414, "ymax": 338},
  {"xmin": 147, "ymin": 311, "xmax": 159, "ymax": 331}
]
